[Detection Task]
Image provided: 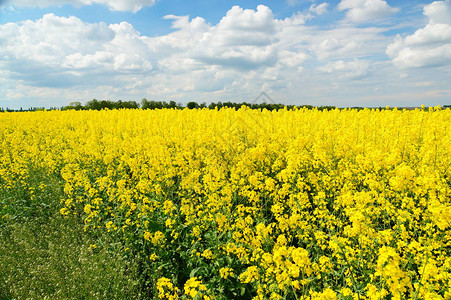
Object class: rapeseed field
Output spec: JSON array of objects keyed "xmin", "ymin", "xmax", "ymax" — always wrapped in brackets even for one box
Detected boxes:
[{"xmin": 1, "ymin": 107, "xmax": 450, "ymax": 299}]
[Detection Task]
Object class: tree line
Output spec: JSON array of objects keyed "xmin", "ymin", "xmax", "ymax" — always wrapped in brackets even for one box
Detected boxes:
[
  {"xmin": 2, "ymin": 99, "xmax": 449, "ymax": 113},
  {"xmin": 0, "ymin": 99, "xmax": 334, "ymax": 112},
  {"xmin": 62, "ymin": 99, "xmax": 336, "ymax": 111}
]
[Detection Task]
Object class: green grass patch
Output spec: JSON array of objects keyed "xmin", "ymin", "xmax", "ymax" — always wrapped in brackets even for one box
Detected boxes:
[{"xmin": 0, "ymin": 170, "xmax": 142, "ymax": 299}]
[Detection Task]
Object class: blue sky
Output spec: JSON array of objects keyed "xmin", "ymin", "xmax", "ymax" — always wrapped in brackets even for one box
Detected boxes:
[{"xmin": 1, "ymin": 0, "xmax": 450, "ymax": 109}]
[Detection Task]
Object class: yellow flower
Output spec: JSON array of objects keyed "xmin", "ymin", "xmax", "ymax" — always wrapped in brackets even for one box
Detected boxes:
[
  {"xmin": 60, "ymin": 207, "xmax": 70, "ymax": 216},
  {"xmin": 152, "ymin": 231, "xmax": 166, "ymax": 245},
  {"xmin": 239, "ymin": 266, "xmax": 259, "ymax": 283},
  {"xmin": 84, "ymin": 204, "xmax": 92, "ymax": 214},
  {"xmin": 144, "ymin": 231, "xmax": 152, "ymax": 241},
  {"xmin": 219, "ymin": 267, "xmax": 235, "ymax": 279},
  {"xmin": 157, "ymin": 277, "xmax": 179, "ymax": 300},
  {"xmin": 201, "ymin": 249, "xmax": 213, "ymax": 260},
  {"xmin": 184, "ymin": 277, "xmax": 207, "ymax": 299}
]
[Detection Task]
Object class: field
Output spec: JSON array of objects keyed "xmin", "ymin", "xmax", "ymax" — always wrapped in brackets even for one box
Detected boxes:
[{"xmin": 1, "ymin": 107, "xmax": 450, "ymax": 299}]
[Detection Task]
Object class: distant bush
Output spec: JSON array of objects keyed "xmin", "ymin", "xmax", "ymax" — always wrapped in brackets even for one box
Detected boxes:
[{"xmin": 61, "ymin": 99, "xmax": 308, "ymax": 111}]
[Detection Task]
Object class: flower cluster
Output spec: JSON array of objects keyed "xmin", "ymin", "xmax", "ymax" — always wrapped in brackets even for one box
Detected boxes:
[{"xmin": 1, "ymin": 107, "xmax": 450, "ymax": 298}]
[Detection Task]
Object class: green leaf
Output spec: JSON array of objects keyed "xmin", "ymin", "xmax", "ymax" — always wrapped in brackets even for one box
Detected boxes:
[
  {"xmin": 190, "ymin": 267, "xmax": 201, "ymax": 278},
  {"xmin": 240, "ymin": 286, "xmax": 246, "ymax": 296}
]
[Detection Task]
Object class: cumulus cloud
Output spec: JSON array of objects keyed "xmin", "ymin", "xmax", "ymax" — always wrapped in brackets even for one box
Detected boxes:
[
  {"xmin": 314, "ymin": 37, "xmax": 360, "ymax": 60},
  {"xmin": 309, "ymin": 3, "xmax": 329, "ymax": 16},
  {"xmin": 424, "ymin": 0, "xmax": 451, "ymax": 24},
  {"xmin": 338, "ymin": 0, "xmax": 399, "ymax": 23},
  {"xmin": 0, "ymin": 13, "xmax": 154, "ymax": 87},
  {"xmin": 148, "ymin": 5, "xmax": 286, "ymax": 71},
  {"xmin": 310, "ymin": 26, "xmax": 387, "ymax": 60},
  {"xmin": 194, "ymin": 5, "xmax": 280, "ymax": 69},
  {"xmin": 4, "ymin": 4, "xmax": 432, "ymax": 108},
  {"xmin": 214, "ymin": 5, "xmax": 277, "ymax": 46},
  {"xmin": 319, "ymin": 59, "xmax": 370, "ymax": 79},
  {"xmin": 2, "ymin": 0, "xmax": 157, "ymax": 12},
  {"xmin": 386, "ymin": 0, "xmax": 451, "ymax": 69},
  {"xmin": 0, "ymin": 6, "xmax": 309, "ymax": 95}
]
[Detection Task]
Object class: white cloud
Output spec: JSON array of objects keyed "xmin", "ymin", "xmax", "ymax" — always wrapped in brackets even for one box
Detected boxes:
[
  {"xmin": 314, "ymin": 37, "xmax": 360, "ymax": 60},
  {"xmin": 310, "ymin": 26, "xmax": 387, "ymax": 60},
  {"xmin": 219, "ymin": 5, "xmax": 276, "ymax": 32},
  {"xmin": 0, "ymin": 13, "xmax": 154, "ymax": 88},
  {"xmin": 386, "ymin": 0, "xmax": 451, "ymax": 69},
  {"xmin": 3, "ymin": 0, "xmax": 157, "ymax": 12},
  {"xmin": 337, "ymin": 0, "xmax": 399, "ymax": 23},
  {"xmin": 309, "ymin": 3, "xmax": 329, "ymax": 15},
  {"xmin": 0, "ymin": 6, "xmax": 305, "ymax": 99},
  {"xmin": 279, "ymin": 50, "xmax": 308, "ymax": 68},
  {"xmin": 1, "ymin": 4, "xmax": 449, "ymax": 109},
  {"xmin": 424, "ymin": 0, "xmax": 451, "ymax": 24},
  {"xmin": 319, "ymin": 59, "xmax": 370, "ymax": 79},
  {"xmin": 153, "ymin": 5, "xmax": 281, "ymax": 70},
  {"xmin": 214, "ymin": 5, "xmax": 277, "ymax": 47}
]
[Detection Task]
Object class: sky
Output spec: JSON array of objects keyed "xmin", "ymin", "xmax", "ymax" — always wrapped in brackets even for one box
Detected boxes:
[{"xmin": 0, "ymin": 0, "xmax": 450, "ymax": 109}]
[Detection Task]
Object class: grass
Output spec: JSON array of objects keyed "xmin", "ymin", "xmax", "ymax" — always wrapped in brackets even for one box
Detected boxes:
[{"xmin": 0, "ymin": 169, "xmax": 142, "ymax": 299}]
